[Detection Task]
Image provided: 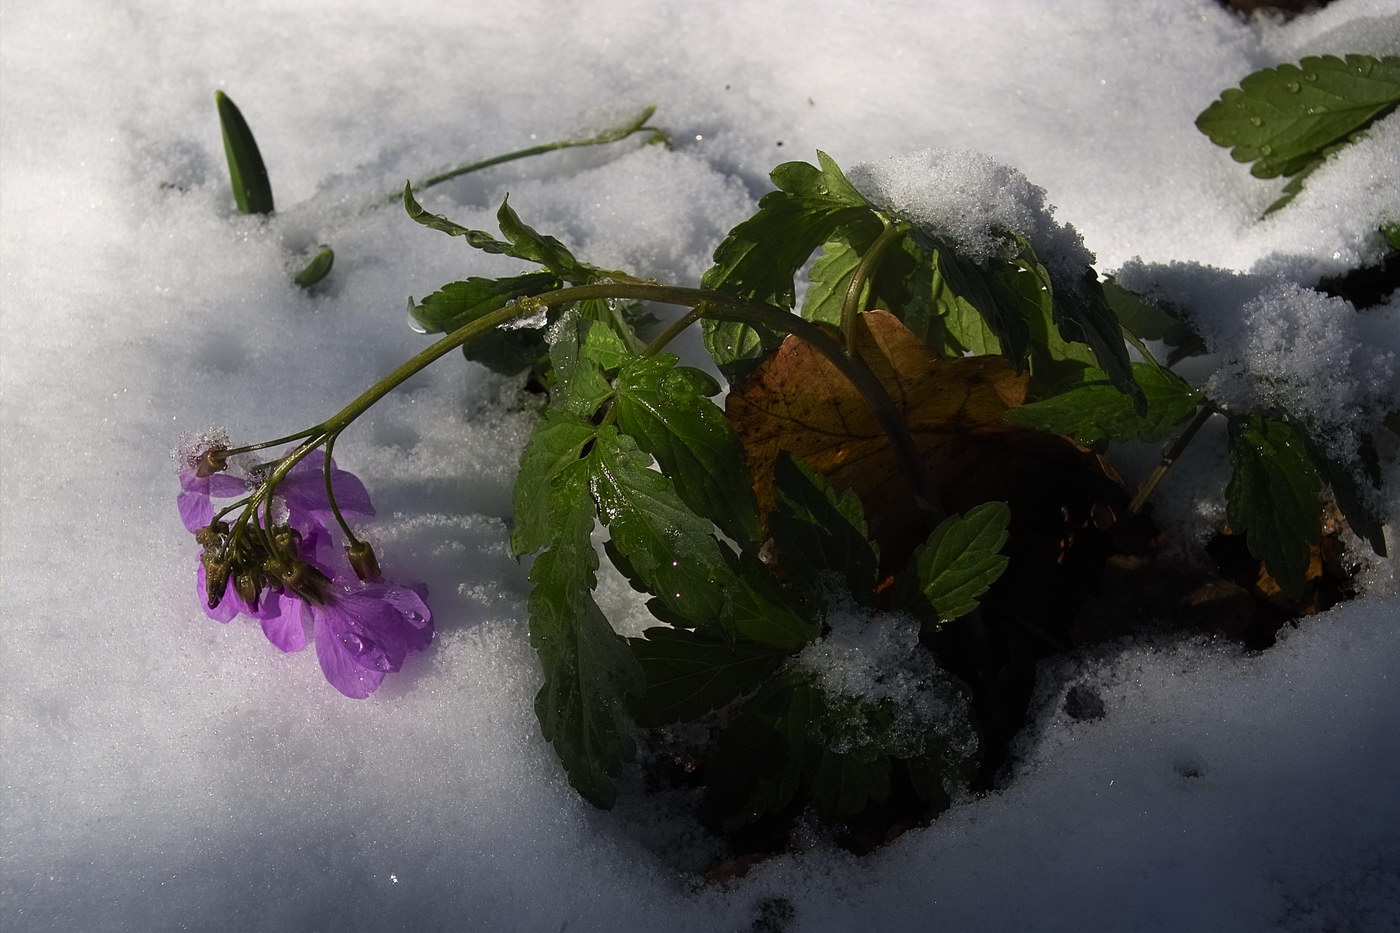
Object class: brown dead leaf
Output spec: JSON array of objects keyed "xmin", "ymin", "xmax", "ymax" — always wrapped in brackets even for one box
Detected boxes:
[{"xmin": 727, "ymin": 310, "xmax": 1127, "ymax": 584}]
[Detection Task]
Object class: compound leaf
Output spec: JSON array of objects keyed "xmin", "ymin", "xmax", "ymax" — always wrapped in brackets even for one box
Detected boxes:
[
  {"xmin": 702, "ymin": 151, "xmax": 881, "ymax": 381},
  {"xmin": 527, "ymin": 457, "xmax": 644, "ymax": 809},
  {"xmin": 613, "ymin": 354, "xmax": 761, "ymax": 547},
  {"xmin": 1196, "ymin": 54, "xmax": 1400, "ymax": 179}
]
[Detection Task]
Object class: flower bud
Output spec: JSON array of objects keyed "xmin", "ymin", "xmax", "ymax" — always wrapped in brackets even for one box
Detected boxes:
[
  {"xmin": 203, "ymin": 555, "xmax": 233, "ymax": 610},
  {"xmin": 233, "ymin": 570, "xmax": 263, "ymax": 612},
  {"xmin": 271, "ymin": 525, "xmax": 302, "ymax": 561},
  {"xmin": 345, "ymin": 540, "xmax": 382, "ymax": 582},
  {"xmin": 194, "ymin": 446, "xmax": 230, "ymax": 478},
  {"xmin": 280, "ymin": 560, "xmax": 329, "ymax": 603},
  {"xmin": 194, "ymin": 521, "xmax": 229, "ymax": 548}
]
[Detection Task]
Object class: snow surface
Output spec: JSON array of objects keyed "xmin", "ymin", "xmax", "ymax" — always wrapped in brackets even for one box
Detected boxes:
[{"xmin": 2, "ymin": 1, "xmax": 1398, "ymax": 931}]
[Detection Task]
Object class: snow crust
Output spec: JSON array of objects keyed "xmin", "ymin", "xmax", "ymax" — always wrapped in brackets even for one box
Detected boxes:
[{"xmin": 2, "ymin": 1, "xmax": 1398, "ymax": 931}]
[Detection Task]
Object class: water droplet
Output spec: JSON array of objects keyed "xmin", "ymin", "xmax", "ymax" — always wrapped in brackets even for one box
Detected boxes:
[
  {"xmin": 1355, "ymin": 59, "xmax": 1374, "ymax": 76},
  {"xmin": 1258, "ymin": 144, "xmax": 1273, "ymax": 156},
  {"xmin": 1285, "ymin": 80, "xmax": 1300, "ymax": 93},
  {"xmin": 1303, "ymin": 72, "xmax": 1317, "ymax": 82},
  {"xmin": 372, "ymin": 657, "xmax": 393, "ymax": 672},
  {"xmin": 405, "ymin": 305, "xmax": 428, "ymax": 334},
  {"xmin": 1248, "ymin": 117, "xmax": 1263, "ymax": 127},
  {"xmin": 340, "ymin": 633, "xmax": 368, "ymax": 654}
]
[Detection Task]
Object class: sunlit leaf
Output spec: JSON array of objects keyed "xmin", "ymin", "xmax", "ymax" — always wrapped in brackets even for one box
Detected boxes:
[{"xmin": 215, "ymin": 91, "xmax": 273, "ymax": 215}]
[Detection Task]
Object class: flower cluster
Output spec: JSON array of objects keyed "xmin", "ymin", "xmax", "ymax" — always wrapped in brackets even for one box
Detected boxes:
[{"xmin": 178, "ymin": 441, "xmax": 433, "ymax": 698}]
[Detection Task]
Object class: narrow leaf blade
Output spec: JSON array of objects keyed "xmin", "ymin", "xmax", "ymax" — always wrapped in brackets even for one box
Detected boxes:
[{"xmin": 215, "ymin": 91, "xmax": 273, "ymax": 214}]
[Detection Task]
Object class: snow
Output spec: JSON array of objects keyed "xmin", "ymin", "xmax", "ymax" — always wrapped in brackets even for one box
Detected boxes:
[{"xmin": 2, "ymin": 1, "xmax": 1398, "ymax": 931}]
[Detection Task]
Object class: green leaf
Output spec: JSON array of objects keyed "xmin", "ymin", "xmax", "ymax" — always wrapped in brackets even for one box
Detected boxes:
[
  {"xmin": 1101, "ymin": 279, "xmax": 1206, "ymax": 360},
  {"xmin": 527, "ymin": 456, "xmax": 644, "ymax": 809},
  {"xmin": 1225, "ymin": 416, "xmax": 1323, "ymax": 599},
  {"xmin": 702, "ymin": 151, "xmax": 881, "ymax": 380},
  {"xmin": 510, "ymin": 410, "xmax": 598, "ymax": 557},
  {"xmin": 402, "ymin": 184, "xmax": 518, "ymax": 254},
  {"xmin": 409, "ymin": 272, "xmax": 559, "ymax": 334},
  {"xmin": 1196, "ymin": 54, "xmax": 1400, "ymax": 179},
  {"xmin": 590, "ymin": 428, "xmax": 735, "ymax": 636},
  {"xmin": 547, "ymin": 308, "xmax": 624, "ymax": 417},
  {"xmin": 723, "ymin": 549, "xmax": 821, "ymax": 649},
  {"xmin": 702, "ymin": 674, "xmax": 817, "ymax": 830},
  {"xmin": 612, "ymin": 354, "xmax": 761, "ymax": 547},
  {"xmin": 930, "ymin": 244, "xmax": 1033, "ymax": 369},
  {"xmin": 1385, "ymin": 223, "xmax": 1400, "ymax": 252},
  {"xmin": 896, "ymin": 502, "xmax": 1011, "ymax": 630},
  {"xmin": 215, "ymin": 91, "xmax": 273, "ymax": 215},
  {"xmin": 769, "ymin": 451, "xmax": 880, "ymax": 602},
  {"xmin": 293, "ymin": 247, "xmax": 334, "ymax": 288},
  {"xmin": 628, "ymin": 626, "xmax": 791, "ymax": 727},
  {"xmin": 810, "ymin": 742, "xmax": 892, "ymax": 822},
  {"xmin": 497, "ymin": 196, "xmax": 594, "ymax": 284},
  {"xmin": 1051, "ymin": 269, "xmax": 1144, "ymax": 412},
  {"xmin": 1002, "ymin": 363, "xmax": 1200, "ymax": 446},
  {"xmin": 801, "ymin": 237, "xmax": 865, "ymax": 328},
  {"xmin": 1298, "ymin": 428, "xmax": 1388, "ymax": 559}
]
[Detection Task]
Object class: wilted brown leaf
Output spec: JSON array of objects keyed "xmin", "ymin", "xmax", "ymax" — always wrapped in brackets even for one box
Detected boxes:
[{"xmin": 727, "ymin": 310, "xmax": 1126, "ymax": 583}]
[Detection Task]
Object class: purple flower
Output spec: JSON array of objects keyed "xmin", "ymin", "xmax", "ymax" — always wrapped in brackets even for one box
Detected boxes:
[
  {"xmin": 278, "ymin": 450, "xmax": 375, "ymax": 538},
  {"xmin": 197, "ymin": 561, "xmax": 309, "ymax": 652},
  {"xmin": 311, "ymin": 581, "xmax": 433, "ymax": 699},
  {"xmin": 178, "ymin": 469, "xmax": 247, "ymax": 533}
]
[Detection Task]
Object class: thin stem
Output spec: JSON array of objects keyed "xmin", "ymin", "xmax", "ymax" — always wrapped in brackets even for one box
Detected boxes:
[
  {"xmin": 395, "ymin": 105, "xmax": 663, "ymax": 203},
  {"xmin": 323, "ymin": 432, "xmax": 361, "ymax": 546},
  {"xmin": 641, "ymin": 306, "xmax": 707, "ymax": 357},
  {"xmin": 224, "ymin": 429, "xmax": 319, "ymax": 457},
  {"xmin": 1129, "ymin": 404, "xmax": 1215, "ymax": 514},
  {"xmin": 841, "ymin": 220, "xmax": 909, "ymax": 354}
]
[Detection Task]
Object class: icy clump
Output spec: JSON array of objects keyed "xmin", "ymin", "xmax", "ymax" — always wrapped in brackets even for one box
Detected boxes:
[
  {"xmin": 1207, "ymin": 282, "xmax": 1393, "ymax": 462},
  {"xmin": 846, "ymin": 148, "xmax": 1096, "ymax": 277},
  {"xmin": 796, "ymin": 590, "xmax": 973, "ymax": 758},
  {"xmin": 1116, "ymin": 259, "xmax": 1395, "ymax": 471}
]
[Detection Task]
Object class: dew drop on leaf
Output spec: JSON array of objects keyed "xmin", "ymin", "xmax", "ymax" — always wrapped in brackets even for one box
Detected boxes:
[
  {"xmin": 1285, "ymin": 81, "xmax": 1300, "ymax": 93},
  {"xmin": 1258, "ymin": 144, "xmax": 1273, "ymax": 156},
  {"xmin": 405, "ymin": 310, "xmax": 428, "ymax": 335},
  {"xmin": 1249, "ymin": 117, "xmax": 1264, "ymax": 127},
  {"xmin": 1303, "ymin": 72, "xmax": 1318, "ymax": 82}
]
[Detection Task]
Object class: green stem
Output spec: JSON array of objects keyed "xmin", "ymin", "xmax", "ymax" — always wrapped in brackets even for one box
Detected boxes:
[
  {"xmin": 841, "ymin": 220, "xmax": 909, "ymax": 354},
  {"xmin": 1129, "ymin": 404, "xmax": 1215, "ymax": 514},
  {"xmin": 322, "ymin": 432, "xmax": 361, "ymax": 546},
  {"xmin": 395, "ymin": 105, "xmax": 664, "ymax": 203}
]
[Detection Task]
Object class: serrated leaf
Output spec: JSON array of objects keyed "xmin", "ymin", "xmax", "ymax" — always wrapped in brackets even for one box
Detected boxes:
[
  {"xmin": 1196, "ymin": 54, "xmax": 1400, "ymax": 179},
  {"xmin": 931, "ymin": 244, "xmax": 1032, "ymax": 370},
  {"xmin": 527, "ymin": 456, "xmax": 644, "ymax": 809},
  {"xmin": 547, "ymin": 308, "xmax": 623, "ymax": 417},
  {"xmin": 801, "ymin": 237, "xmax": 866, "ymax": 328},
  {"xmin": 612, "ymin": 354, "xmax": 760, "ymax": 547},
  {"xmin": 402, "ymin": 184, "xmax": 518, "ymax": 254},
  {"xmin": 215, "ymin": 91, "xmax": 273, "ymax": 215},
  {"xmin": 497, "ymin": 196, "xmax": 594, "ymax": 284},
  {"xmin": 628, "ymin": 626, "xmax": 790, "ymax": 727},
  {"xmin": 590, "ymin": 428, "xmax": 735, "ymax": 635},
  {"xmin": 511, "ymin": 410, "xmax": 599, "ymax": 557},
  {"xmin": 410, "ymin": 272, "xmax": 559, "ymax": 334},
  {"xmin": 723, "ymin": 549, "xmax": 821, "ymax": 649},
  {"xmin": 769, "ymin": 451, "xmax": 880, "ymax": 602},
  {"xmin": 1051, "ymin": 269, "xmax": 1143, "ymax": 412},
  {"xmin": 1002, "ymin": 363, "xmax": 1200, "ymax": 446},
  {"xmin": 702, "ymin": 151, "xmax": 881, "ymax": 380},
  {"xmin": 896, "ymin": 501, "xmax": 1011, "ymax": 629},
  {"xmin": 1225, "ymin": 416, "xmax": 1323, "ymax": 600},
  {"xmin": 811, "ymin": 743, "xmax": 892, "ymax": 822}
]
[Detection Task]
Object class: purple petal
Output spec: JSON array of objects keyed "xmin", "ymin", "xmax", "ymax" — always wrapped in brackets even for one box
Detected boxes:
[
  {"xmin": 313, "ymin": 611, "xmax": 384, "ymax": 699},
  {"xmin": 197, "ymin": 563, "xmax": 242, "ymax": 623},
  {"xmin": 178, "ymin": 471, "xmax": 246, "ymax": 533},
  {"xmin": 258, "ymin": 592, "xmax": 308, "ymax": 652},
  {"xmin": 279, "ymin": 450, "xmax": 375, "ymax": 536}
]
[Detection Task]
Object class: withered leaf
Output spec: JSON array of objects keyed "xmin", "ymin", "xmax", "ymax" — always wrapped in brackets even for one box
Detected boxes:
[{"xmin": 727, "ymin": 310, "xmax": 1127, "ymax": 588}]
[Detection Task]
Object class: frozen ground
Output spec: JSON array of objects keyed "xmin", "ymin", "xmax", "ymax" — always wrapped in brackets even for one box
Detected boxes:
[{"xmin": 1, "ymin": 1, "xmax": 1397, "ymax": 930}]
